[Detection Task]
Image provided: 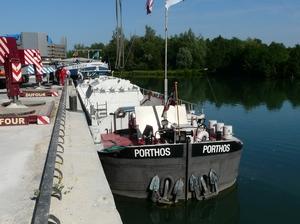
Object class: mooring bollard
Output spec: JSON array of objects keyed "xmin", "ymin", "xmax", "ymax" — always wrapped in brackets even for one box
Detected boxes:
[
  {"xmin": 68, "ymin": 78, "xmax": 73, "ymax": 86},
  {"xmin": 69, "ymin": 94, "xmax": 77, "ymax": 111}
]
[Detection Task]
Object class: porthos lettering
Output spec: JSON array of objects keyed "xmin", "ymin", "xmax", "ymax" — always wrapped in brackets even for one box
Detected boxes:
[
  {"xmin": 113, "ymin": 144, "xmax": 183, "ymax": 159},
  {"xmin": 192, "ymin": 141, "xmax": 242, "ymax": 157},
  {"xmin": 202, "ymin": 144, "xmax": 231, "ymax": 154},
  {"xmin": 134, "ymin": 147, "xmax": 171, "ymax": 158}
]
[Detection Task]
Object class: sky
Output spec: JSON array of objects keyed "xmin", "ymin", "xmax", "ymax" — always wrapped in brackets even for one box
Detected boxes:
[{"xmin": 0, "ymin": 0, "xmax": 299, "ymax": 49}]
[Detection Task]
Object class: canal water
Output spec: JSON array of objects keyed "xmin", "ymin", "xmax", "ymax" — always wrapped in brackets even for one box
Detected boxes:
[{"xmin": 114, "ymin": 77, "xmax": 300, "ymax": 224}]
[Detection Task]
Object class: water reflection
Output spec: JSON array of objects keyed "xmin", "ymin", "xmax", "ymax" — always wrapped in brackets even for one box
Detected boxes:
[
  {"xmin": 114, "ymin": 185, "xmax": 239, "ymax": 224},
  {"xmin": 129, "ymin": 77, "xmax": 300, "ymax": 110}
]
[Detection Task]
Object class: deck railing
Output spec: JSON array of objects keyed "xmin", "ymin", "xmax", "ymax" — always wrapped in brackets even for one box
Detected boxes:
[{"xmin": 140, "ymin": 87, "xmax": 196, "ymax": 112}]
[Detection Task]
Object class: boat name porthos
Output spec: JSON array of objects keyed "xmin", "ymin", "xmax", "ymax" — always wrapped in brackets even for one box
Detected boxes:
[
  {"xmin": 134, "ymin": 147, "xmax": 171, "ymax": 158},
  {"xmin": 202, "ymin": 144, "xmax": 230, "ymax": 154}
]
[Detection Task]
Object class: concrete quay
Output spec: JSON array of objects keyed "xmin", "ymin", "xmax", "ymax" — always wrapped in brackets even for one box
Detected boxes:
[
  {"xmin": 0, "ymin": 84, "xmax": 122, "ymax": 224},
  {"xmin": 49, "ymin": 85, "xmax": 122, "ymax": 223},
  {"xmin": 0, "ymin": 88, "xmax": 58, "ymax": 224}
]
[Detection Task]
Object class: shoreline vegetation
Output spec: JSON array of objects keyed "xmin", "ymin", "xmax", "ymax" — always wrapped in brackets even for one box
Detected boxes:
[
  {"xmin": 113, "ymin": 69, "xmax": 205, "ymax": 78},
  {"xmin": 68, "ymin": 26, "xmax": 300, "ymax": 80}
]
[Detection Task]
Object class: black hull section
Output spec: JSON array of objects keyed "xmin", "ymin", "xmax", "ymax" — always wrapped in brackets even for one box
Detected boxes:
[{"xmin": 99, "ymin": 140, "xmax": 243, "ymax": 200}]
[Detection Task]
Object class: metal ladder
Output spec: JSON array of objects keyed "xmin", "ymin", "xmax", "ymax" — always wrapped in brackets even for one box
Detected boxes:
[{"xmin": 95, "ymin": 102, "xmax": 107, "ymax": 119}]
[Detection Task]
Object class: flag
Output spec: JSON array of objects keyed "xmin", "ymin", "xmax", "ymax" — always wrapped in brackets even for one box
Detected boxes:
[
  {"xmin": 146, "ymin": 0, "xmax": 154, "ymax": 14},
  {"xmin": 165, "ymin": 0, "xmax": 184, "ymax": 9}
]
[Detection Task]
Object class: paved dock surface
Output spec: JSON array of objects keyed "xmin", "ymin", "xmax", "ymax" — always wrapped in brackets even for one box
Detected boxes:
[
  {"xmin": 0, "ymin": 86, "xmax": 122, "ymax": 224},
  {"xmin": 50, "ymin": 86, "xmax": 122, "ymax": 223},
  {"xmin": 0, "ymin": 90, "xmax": 57, "ymax": 224}
]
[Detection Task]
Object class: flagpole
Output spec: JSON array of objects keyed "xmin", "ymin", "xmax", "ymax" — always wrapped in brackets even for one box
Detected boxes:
[{"xmin": 164, "ymin": 6, "xmax": 168, "ymax": 105}]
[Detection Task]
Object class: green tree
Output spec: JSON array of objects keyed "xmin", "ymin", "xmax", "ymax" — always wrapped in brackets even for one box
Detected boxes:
[
  {"xmin": 267, "ymin": 42, "xmax": 289, "ymax": 78},
  {"xmin": 240, "ymin": 39, "xmax": 272, "ymax": 77},
  {"xmin": 206, "ymin": 36, "xmax": 228, "ymax": 73},
  {"xmin": 169, "ymin": 29, "xmax": 206, "ymax": 70},
  {"xmin": 176, "ymin": 47, "xmax": 193, "ymax": 68},
  {"xmin": 66, "ymin": 26, "xmax": 300, "ymax": 80},
  {"xmin": 286, "ymin": 45, "xmax": 300, "ymax": 79},
  {"xmin": 144, "ymin": 25, "xmax": 156, "ymax": 40}
]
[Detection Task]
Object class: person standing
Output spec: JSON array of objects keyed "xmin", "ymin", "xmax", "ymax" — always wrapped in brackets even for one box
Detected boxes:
[{"xmin": 59, "ymin": 67, "xmax": 69, "ymax": 86}]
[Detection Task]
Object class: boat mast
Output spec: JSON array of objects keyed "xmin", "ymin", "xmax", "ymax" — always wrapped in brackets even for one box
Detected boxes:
[
  {"xmin": 115, "ymin": 0, "xmax": 125, "ymax": 70},
  {"xmin": 164, "ymin": 7, "xmax": 168, "ymax": 105}
]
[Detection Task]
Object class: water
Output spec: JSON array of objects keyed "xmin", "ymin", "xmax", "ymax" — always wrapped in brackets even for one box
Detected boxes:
[{"xmin": 114, "ymin": 77, "xmax": 300, "ymax": 224}]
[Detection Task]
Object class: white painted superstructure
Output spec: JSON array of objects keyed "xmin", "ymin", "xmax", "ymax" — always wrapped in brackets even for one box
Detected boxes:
[{"xmin": 77, "ymin": 76, "xmax": 143, "ymax": 143}]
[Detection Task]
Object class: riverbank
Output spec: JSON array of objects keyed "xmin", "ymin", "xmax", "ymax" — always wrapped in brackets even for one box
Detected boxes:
[{"xmin": 114, "ymin": 69, "xmax": 205, "ymax": 78}]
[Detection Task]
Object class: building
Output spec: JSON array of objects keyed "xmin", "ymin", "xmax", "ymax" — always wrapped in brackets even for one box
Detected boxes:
[{"xmin": 3, "ymin": 32, "xmax": 67, "ymax": 59}]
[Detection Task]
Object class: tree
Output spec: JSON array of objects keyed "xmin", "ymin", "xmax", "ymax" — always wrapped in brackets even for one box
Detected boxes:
[
  {"xmin": 170, "ymin": 29, "xmax": 206, "ymax": 69},
  {"xmin": 144, "ymin": 25, "xmax": 156, "ymax": 41},
  {"xmin": 66, "ymin": 26, "xmax": 299, "ymax": 80},
  {"xmin": 206, "ymin": 36, "xmax": 229, "ymax": 73},
  {"xmin": 286, "ymin": 45, "xmax": 300, "ymax": 79},
  {"xmin": 267, "ymin": 42, "xmax": 289, "ymax": 78},
  {"xmin": 240, "ymin": 39, "xmax": 271, "ymax": 77},
  {"xmin": 176, "ymin": 47, "xmax": 193, "ymax": 68}
]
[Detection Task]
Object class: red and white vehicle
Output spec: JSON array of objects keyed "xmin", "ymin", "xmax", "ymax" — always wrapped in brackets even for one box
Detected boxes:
[{"xmin": 0, "ymin": 36, "xmax": 43, "ymax": 87}]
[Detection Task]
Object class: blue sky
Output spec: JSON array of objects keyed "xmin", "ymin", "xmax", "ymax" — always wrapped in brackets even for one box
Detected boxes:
[{"xmin": 0, "ymin": 0, "xmax": 299, "ymax": 49}]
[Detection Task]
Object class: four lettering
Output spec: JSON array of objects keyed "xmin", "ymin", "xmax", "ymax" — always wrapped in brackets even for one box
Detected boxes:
[{"xmin": 0, "ymin": 117, "xmax": 26, "ymax": 126}]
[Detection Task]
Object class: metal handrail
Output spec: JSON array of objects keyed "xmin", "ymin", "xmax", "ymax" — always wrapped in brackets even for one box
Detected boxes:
[
  {"xmin": 31, "ymin": 84, "xmax": 67, "ymax": 224},
  {"xmin": 140, "ymin": 87, "xmax": 196, "ymax": 111},
  {"xmin": 77, "ymin": 84, "xmax": 93, "ymax": 108}
]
